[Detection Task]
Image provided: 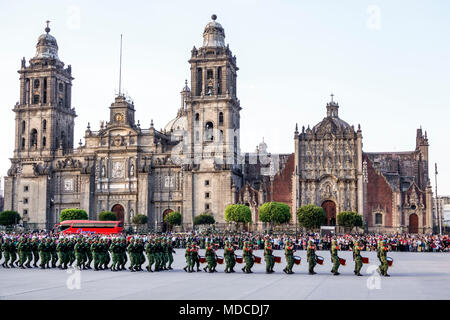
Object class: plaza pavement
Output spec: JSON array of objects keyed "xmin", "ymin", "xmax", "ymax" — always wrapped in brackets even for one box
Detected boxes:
[{"xmin": 0, "ymin": 249, "xmax": 449, "ymax": 300}]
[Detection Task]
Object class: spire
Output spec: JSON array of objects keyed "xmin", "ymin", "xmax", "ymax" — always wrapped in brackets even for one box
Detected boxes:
[
  {"xmin": 45, "ymin": 20, "xmax": 51, "ymax": 34},
  {"xmin": 118, "ymin": 34, "xmax": 123, "ymax": 96}
]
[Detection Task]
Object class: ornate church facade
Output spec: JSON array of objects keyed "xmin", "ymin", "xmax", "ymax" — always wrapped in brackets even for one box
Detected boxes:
[{"xmin": 3, "ymin": 16, "xmax": 434, "ymax": 233}]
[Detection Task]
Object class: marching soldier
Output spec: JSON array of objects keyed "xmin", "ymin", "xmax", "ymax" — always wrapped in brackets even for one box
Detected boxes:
[
  {"xmin": 242, "ymin": 241, "xmax": 254, "ymax": 274},
  {"xmin": 91, "ymin": 238, "xmax": 101, "ymax": 271},
  {"xmin": 136, "ymin": 238, "xmax": 145, "ymax": 271},
  {"xmin": 283, "ymin": 239, "xmax": 295, "ymax": 274},
  {"xmin": 183, "ymin": 242, "xmax": 192, "ymax": 272},
  {"xmin": 224, "ymin": 240, "xmax": 236, "ymax": 273},
  {"xmin": 25, "ymin": 238, "xmax": 33, "ymax": 268},
  {"xmin": 307, "ymin": 239, "xmax": 317, "ymax": 275},
  {"xmin": 119, "ymin": 237, "xmax": 128, "ymax": 270},
  {"xmin": 67, "ymin": 238, "xmax": 76, "ymax": 267},
  {"xmin": 145, "ymin": 238, "xmax": 155, "ymax": 272},
  {"xmin": 330, "ymin": 239, "xmax": 340, "ymax": 275},
  {"xmin": 127, "ymin": 238, "xmax": 136, "ymax": 272},
  {"xmin": 162, "ymin": 238, "xmax": 169, "ymax": 270},
  {"xmin": 191, "ymin": 242, "xmax": 201, "ymax": 272},
  {"xmin": 353, "ymin": 240, "xmax": 364, "ymax": 276},
  {"xmin": 2, "ymin": 238, "xmax": 12, "ymax": 268},
  {"xmin": 167, "ymin": 237, "xmax": 175, "ymax": 270},
  {"xmin": 57, "ymin": 238, "xmax": 66, "ymax": 269},
  {"xmin": 50, "ymin": 238, "xmax": 58, "ymax": 268},
  {"xmin": 264, "ymin": 239, "xmax": 275, "ymax": 274},
  {"xmin": 10, "ymin": 238, "xmax": 18, "ymax": 268},
  {"xmin": 84, "ymin": 238, "xmax": 93, "ymax": 269},
  {"xmin": 204, "ymin": 241, "xmax": 217, "ymax": 273},
  {"xmin": 377, "ymin": 240, "xmax": 390, "ymax": 277},
  {"xmin": 17, "ymin": 237, "xmax": 28, "ymax": 269},
  {"xmin": 38, "ymin": 238, "xmax": 48, "ymax": 269},
  {"xmin": 74, "ymin": 238, "xmax": 85, "ymax": 269}
]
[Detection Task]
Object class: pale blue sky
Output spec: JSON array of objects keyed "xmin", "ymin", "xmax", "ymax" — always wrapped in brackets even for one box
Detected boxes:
[{"xmin": 0, "ymin": 0, "xmax": 449, "ymax": 194}]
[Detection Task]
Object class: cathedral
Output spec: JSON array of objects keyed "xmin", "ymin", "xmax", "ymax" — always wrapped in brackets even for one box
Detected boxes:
[{"xmin": 3, "ymin": 16, "xmax": 434, "ymax": 233}]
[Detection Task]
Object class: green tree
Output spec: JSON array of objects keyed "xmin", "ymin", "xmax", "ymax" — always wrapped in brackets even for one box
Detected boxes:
[
  {"xmin": 296, "ymin": 204, "xmax": 326, "ymax": 231},
  {"xmin": 337, "ymin": 211, "xmax": 363, "ymax": 232},
  {"xmin": 0, "ymin": 210, "xmax": 21, "ymax": 226},
  {"xmin": 193, "ymin": 213, "xmax": 215, "ymax": 226},
  {"xmin": 224, "ymin": 204, "xmax": 252, "ymax": 230},
  {"xmin": 164, "ymin": 211, "xmax": 182, "ymax": 230},
  {"xmin": 98, "ymin": 211, "xmax": 117, "ymax": 221},
  {"xmin": 60, "ymin": 208, "xmax": 88, "ymax": 222},
  {"xmin": 259, "ymin": 202, "xmax": 291, "ymax": 226},
  {"xmin": 132, "ymin": 214, "xmax": 148, "ymax": 233}
]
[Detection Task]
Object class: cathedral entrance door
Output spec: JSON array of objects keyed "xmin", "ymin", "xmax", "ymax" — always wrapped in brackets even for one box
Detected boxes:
[
  {"xmin": 321, "ymin": 200, "xmax": 336, "ymax": 226},
  {"xmin": 111, "ymin": 204, "xmax": 125, "ymax": 224},
  {"xmin": 409, "ymin": 213, "xmax": 419, "ymax": 233},
  {"xmin": 162, "ymin": 209, "xmax": 173, "ymax": 232}
]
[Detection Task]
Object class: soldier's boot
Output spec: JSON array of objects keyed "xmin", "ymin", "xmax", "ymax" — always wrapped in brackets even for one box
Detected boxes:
[
  {"xmin": 231, "ymin": 268, "xmax": 235, "ymax": 273},
  {"xmin": 197, "ymin": 266, "xmax": 201, "ymax": 272},
  {"xmin": 9, "ymin": 262, "xmax": 15, "ymax": 268},
  {"xmin": 203, "ymin": 266, "xmax": 208, "ymax": 272},
  {"xmin": 283, "ymin": 268, "xmax": 287, "ymax": 274},
  {"xmin": 333, "ymin": 272, "xmax": 340, "ymax": 275},
  {"xmin": 183, "ymin": 266, "xmax": 187, "ymax": 272}
]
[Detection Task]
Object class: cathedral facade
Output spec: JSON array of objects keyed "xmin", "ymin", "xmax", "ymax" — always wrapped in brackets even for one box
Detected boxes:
[
  {"xmin": 3, "ymin": 16, "xmax": 434, "ymax": 233},
  {"xmin": 4, "ymin": 16, "xmax": 245, "ymax": 231}
]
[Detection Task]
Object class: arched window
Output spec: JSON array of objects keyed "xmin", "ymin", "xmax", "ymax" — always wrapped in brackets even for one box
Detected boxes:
[
  {"xmin": 42, "ymin": 120, "xmax": 47, "ymax": 131},
  {"xmin": 30, "ymin": 129, "xmax": 38, "ymax": 148},
  {"xmin": 195, "ymin": 113, "xmax": 199, "ymax": 122},
  {"xmin": 219, "ymin": 112, "xmax": 224, "ymax": 125},
  {"xmin": 42, "ymin": 136, "xmax": 46, "ymax": 147},
  {"xmin": 34, "ymin": 79, "xmax": 40, "ymax": 88},
  {"xmin": 375, "ymin": 213, "xmax": 382, "ymax": 225},
  {"xmin": 58, "ymin": 83, "xmax": 64, "ymax": 92},
  {"xmin": 21, "ymin": 138, "xmax": 25, "ymax": 149},
  {"xmin": 195, "ymin": 131, "xmax": 199, "ymax": 142},
  {"xmin": 205, "ymin": 122, "xmax": 214, "ymax": 141},
  {"xmin": 21, "ymin": 121, "xmax": 26, "ymax": 134},
  {"xmin": 33, "ymin": 95, "xmax": 40, "ymax": 104},
  {"xmin": 217, "ymin": 67, "xmax": 222, "ymax": 94}
]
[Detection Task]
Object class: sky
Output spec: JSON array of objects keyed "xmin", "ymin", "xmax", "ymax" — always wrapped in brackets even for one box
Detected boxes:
[{"xmin": 0, "ymin": 0, "xmax": 449, "ymax": 195}]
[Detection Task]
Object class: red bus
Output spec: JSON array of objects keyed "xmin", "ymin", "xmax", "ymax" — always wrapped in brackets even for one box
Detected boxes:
[{"xmin": 54, "ymin": 220, "xmax": 124, "ymax": 235}]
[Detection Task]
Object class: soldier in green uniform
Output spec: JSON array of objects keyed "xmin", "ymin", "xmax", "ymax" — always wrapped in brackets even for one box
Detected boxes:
[
  {"xmin": 264, "ymin": 239, "xmax": 275, "ymax": 274},
  {"xmin": 74, "ymin": 238, "xmax": 85, "ymax": 269},
  {"xmin": 167, "ymin": 237, "xmax": 175, "ymax": 270},
  {"xmin": 57, "ymin": 238, "xmax": 66, "ymax": 269},
  {"xmin": 31, "ymin": 237, "xmax": 40, "ymax": 267},
  {"xmin": 330, "ymin": 239, "xmax": 340, "ymax": 275},
  {"xmin": 127, "ymin": 238, "xmax": 136, "ymax": 272},
  {"xmin": 203, "ymin": 241, "xmax": 217, "ymax": 273},
  {"xmin": 307, "ymin": 239, "xmax": 317, "ymax": 275},
  {"xmin": 136, "ymin": 238, "xmax": 145, "ymax": 271},
  {"xmin": 353, "ymin": 240, "xmax": 363, "ymax": 276},
  {"xmin": 17, "ymin": 237, "xmax": 27, "ymax": 269},
  {"xmin": 153, "ymin": 238, "xmax": 161, "ymax": 271},
  {"xmin": 145, "ymin": 238, "xmax": 155, "ymax": 272},
  {"xmin": 120, "ymin": 238, "xmax": 128, "ymax": 270},
  {"xmin": 24, "ymin": 238, "xmax": 33, "ymax": 268},
  {"xmin": 183, "ymin": 242, "xmax": 192, "ymax": 272},
  {"xmin": 91, "ymin": 238, "xmax": 100, "ymax": 271},
  {"xmin": 283, "ymin": 240, "xmax": 295, "ymax": 274},
  {"xmin": 67, "ymin": 238, "xmax": 75, "ymax": 267},
  {"xmin": 224, "ymin": 240, "xmax": 236, "ymax": 273},
  {"xmin": 377, "ymin": 240, "xmax": 390, "ymax": 277},
  {"xmin": 109, "ymin": 238, "xmax": 117, "ymax": 271},
  {"xmin": 10, "ymin": 238, "xmax": 18, "ymax": 267},
  {"xmin": 38, "ymin": 238, "xmax": 48, "ymax": 269},
  {"xmin": 242, "ymin": 241, "xmax": 254, "ymax": 273},
  {"xmin": 85, "ymin": 238, "xmax": 93, "ymax": 269},
  {"xmin": 2, "ymin": 238, "xmax": 11, "ymax": 268}
]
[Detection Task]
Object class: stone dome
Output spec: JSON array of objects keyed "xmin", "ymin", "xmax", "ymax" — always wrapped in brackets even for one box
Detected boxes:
[
  {"xmin": 203, "ymin": 14, "xmax": 225, "ymax": 47},
  {"xmin": 34, "ymin": 24, "xmax": 59, "ymax": 60}
]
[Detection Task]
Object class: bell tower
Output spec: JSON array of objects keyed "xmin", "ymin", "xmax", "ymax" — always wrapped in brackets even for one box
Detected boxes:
[
  {"xmin": 14, "ymin": 21, "xmax": 76, "ymax": 158},
  {"xmin": 186, "ymin": 14, "xmax": 241, "ymax": 165},
  {"xmin": 182, "ymin": 15, "xmax": 242, "ymax": 227}
]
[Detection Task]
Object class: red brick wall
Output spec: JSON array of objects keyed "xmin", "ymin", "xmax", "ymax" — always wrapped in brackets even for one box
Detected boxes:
[
  {"xmin": 364, "ymin": 155, "xmax": 393, "ymax": 227},
  {"xmin": 271, "ymin": 153, "xmax": 294, "ymax": 209}
]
